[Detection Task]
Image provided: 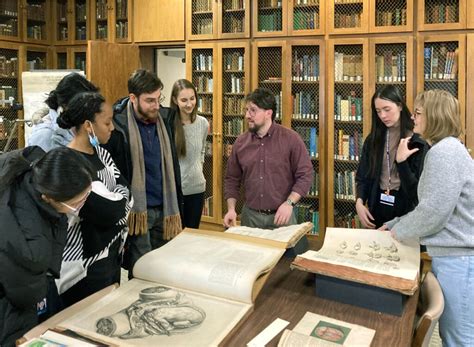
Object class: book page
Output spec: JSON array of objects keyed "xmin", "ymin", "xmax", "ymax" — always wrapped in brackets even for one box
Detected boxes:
[
  {"xmin": 278, "ymin": 312, "xmax": 375, "ymax": 347},
  {"xmin": 59, "ymin": 278, "xmax": 252, "ymax": 347},
  {"xmin": 225, "ymin": 222, "xmax": 312, "ymax": 248},
  {"xmin": 298, "ymin": 228, "xmax": 419, "ymax": 281},
  {"xmin": 133, "ymin": 231, "xmax": 284, "ymax": 304}
]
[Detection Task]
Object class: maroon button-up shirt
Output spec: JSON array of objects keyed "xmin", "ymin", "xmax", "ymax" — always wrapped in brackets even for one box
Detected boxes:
[{"xmin": 224, "ymin": 123, "xmax": 313, "ymax": 211}]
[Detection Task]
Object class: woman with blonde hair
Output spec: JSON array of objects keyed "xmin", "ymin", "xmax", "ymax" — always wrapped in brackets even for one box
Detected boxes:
[
  {"xmin": 383, "ymin": 90, "xmax": 474, "ymax": 346},
  {"xmin": 170, "ymin": 79, "xmax": 208, "ymax": 228}
]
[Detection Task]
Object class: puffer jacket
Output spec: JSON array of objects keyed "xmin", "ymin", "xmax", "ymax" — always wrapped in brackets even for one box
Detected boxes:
[{"xmin": 0, "ymin": 147, "xmax": 67, "ymax": 346}]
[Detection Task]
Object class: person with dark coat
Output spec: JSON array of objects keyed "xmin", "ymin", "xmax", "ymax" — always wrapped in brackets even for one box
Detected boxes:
[
  {"xmin": 0, "ymin": 146, "xmax": 93, "ymax": 346},
  {"xmin": 102, "ymin": 69, "xmax": 183, "ymax": 276}
]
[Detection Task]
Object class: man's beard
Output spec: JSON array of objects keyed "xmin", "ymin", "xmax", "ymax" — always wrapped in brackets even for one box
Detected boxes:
[
  {"xmin": 137, "ymin": 102, "xmax": 159, "ymax": 120},
  {"xmin": 248, "ymin": 122, "xmax": 262, "ymax": 134}
]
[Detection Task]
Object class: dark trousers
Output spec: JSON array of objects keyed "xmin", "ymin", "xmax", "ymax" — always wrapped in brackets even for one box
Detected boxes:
[
  {"xmin": 371, "ymin": 189, "xmax": 408, "ymax": 228},
  {"xmin": 182, "ymin": 192, "xmax": 205, "ymax": 228}
]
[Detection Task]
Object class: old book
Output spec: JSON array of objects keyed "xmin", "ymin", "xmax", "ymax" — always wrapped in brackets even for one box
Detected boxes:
[
  {"xmin": 291, "ymin": 227, "xmax": 420, "ymax": 295},
  {"xmin": 278, "ymin": 312, "xmax": 375, "ymax": 347},
  {"xmin": 48, "ymin": 229, "xmax": 285, "ymax": 346},
  {"xmin": 225, "ymin": 222, "xmax": 313, "ymax": 248}
]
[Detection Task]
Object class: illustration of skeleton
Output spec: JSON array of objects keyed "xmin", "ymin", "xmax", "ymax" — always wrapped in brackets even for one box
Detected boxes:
[{"xmin": 95, "ymin": 286, "xmax": 206, "ymax": 339}]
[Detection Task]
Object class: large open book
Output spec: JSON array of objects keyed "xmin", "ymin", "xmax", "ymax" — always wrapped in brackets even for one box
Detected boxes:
[
  {"xmin": 54, "ymin": 229, "xmax": 285, "ymax": 346},
  {"xmin": 278, "ymin": 312, "xmax": 375, "ymax": 347},
  {"xmin": 291, "ymin": 227, "xmax": 420, "ymax": 295},
  {"xmin": 225, "ymin": 222, "xmax": 313, "ymax": 248}
]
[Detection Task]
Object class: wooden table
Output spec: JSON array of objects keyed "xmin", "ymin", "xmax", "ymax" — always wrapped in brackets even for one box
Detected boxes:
[{"xmin": 226, "ymin": 256, "xmax": 419, "ymax": 347}]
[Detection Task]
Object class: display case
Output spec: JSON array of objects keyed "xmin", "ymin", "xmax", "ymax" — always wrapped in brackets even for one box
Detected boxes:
[
  {"xmin": 418, "ymin": 0, "xmax": 466, "ymax": 31},
  {"xmin": 24, "ymin": 0, "xmax": 50, "ymax": 43},
  {"xmin": 253, "ymin": 0, "xmax": 288, "ymax": 37},
  {"xmin": 91, "ymin": 0, "xmax": 131, "ymax": 42},
  {"xmin": 369, "ymin": 0, "xmax": 413, "ymax": 33},
  {"xmin": 0, "ymin": 0, "xmax": 20, "ymax": 41},
  {"xmin": 328, "ymin": 0, "xmax": 369, "ymax": 34},
  {"xmin": 289, "ymin": 0, "xmax": 325, "ymax": 36}
]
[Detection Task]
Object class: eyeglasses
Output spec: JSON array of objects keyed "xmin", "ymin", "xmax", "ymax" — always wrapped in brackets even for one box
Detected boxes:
[
  {"xmin": 412, "ymin": 109, "xmax": 423, "ymax": 119},
  {"xmin": 60, "ymin": 189, "xmax": 92, "ymax": 213},
  {"xmin": 143, "ymin": 95, "xmax": 166, "ymax": 106}
]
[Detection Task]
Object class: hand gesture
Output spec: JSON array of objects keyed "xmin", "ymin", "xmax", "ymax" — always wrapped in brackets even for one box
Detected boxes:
[{"xmin": 396, "ymin": 137, "xmax": 419, "ymax": 163}]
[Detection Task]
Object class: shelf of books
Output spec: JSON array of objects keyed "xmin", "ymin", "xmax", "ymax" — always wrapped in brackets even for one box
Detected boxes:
[
  {"xmin": 219, "ymin": 42, "xmax": 250, "ymax": 222},
  {"xmin": 74, "ymin": 0, "xmax": 89, "ymax": 43},
  {"xmin": 287, "ymin": 40, "xmax": 325, "ymax": 237},
  {"xmin": 0, "ymin": 0, "xmax": 20, "ymax": 41},
  {"xmin": 417, "ymin": 34, "xmax": 466, "ymax": 137},
  {"xmin": 418, "ymin": 0, "xmax": 466, "ymax": 31},
  {"xmin": 369, "ymin": 37, "xmax": 414, "ymax": 109},
  {"xmin": 25, "ymin": 47, "xmax": 48, "ymax": 71},
  {"xmin": 253, "ymin": 0, "xmax": 288, "ymax": 37},
  {"xmin": 72, "ymin": 46, "xmax": 86, "ymax": 72},
  {"xmin": 25, "ymin": 0, "xmax": 50, "ymax": 43},
  {"xmin": 53, "ymin": 47, "xmax": 68, "ymax": 69},
  {"xmin": 252, "ymin": 41, "xmax": 287, "ymax": 125},
  {"xmin": 114, "ymin": 0, "xmax": 130, "ymax": 42},
  {"xmin": 369, "ymin": 0, "xmax": 413, "ymax": 33},
  {"xmin": 92, "ymin": 0, "xmax": 108, "ymax": 41},
  {"xmin": 0, "ymin": 46, "xmax": 19, "ymax": 153},
  {"xmin": 187, "ymin": 43, "xmax": 217, "ymax": 222},
  {"xmin": 187, "ymin": 0, "xmax": 218, "ymax": 40},
  {"xmin": 327, "ymin": 38, "xmax": 369, "ymax": 228},
  {"xmin": 466, "ymin": 34, "xmax": 474, "ymax": 156},
  {"xmin": 328, "ymin": 0, "xmax": 369, "ymax": 34},
  {"xmin": 218, "ymin": 0, "xmax": 250, "ymax": 39},
  {"xmin": 54, "ymin": 0, "xmax": 70, "ymax": 44},
  {"xmin": 288, "ymin": 0, "xmax": 325, "ymax": 36}
]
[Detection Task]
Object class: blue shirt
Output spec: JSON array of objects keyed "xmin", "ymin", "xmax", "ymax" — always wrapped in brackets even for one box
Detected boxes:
[{"xmin": 136, "ymin": 118, "xmax": 163, "ymax": 207}]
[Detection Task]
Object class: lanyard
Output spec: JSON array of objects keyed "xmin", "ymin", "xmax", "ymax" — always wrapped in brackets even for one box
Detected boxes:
[{"xmin": 386, "ymin": 131, "xmax": 391, "ymax": 195}]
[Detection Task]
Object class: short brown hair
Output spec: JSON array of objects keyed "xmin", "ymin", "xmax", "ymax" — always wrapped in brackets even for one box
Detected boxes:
[{"xmin": 416, "ymin": 89, "xmax": 462, "ymax": 144}]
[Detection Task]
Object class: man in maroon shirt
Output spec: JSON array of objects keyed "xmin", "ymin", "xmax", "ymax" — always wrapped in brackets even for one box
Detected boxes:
[{"xmin": 224, "ymin": 88, "xmax": 313, "ymax": 229}]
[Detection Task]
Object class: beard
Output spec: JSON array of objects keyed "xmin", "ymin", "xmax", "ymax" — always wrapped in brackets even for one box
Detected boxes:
[
  {"xmin": 248, "ymin": 122, "xmax": 262, "ymax": 134},
  {"xmin": 137, "ymin": 102, "xmax": 159, "ymax": 121}
]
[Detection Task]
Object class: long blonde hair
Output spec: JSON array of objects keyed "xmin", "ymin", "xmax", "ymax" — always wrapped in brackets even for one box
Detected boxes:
[
  {"xmin": 416, "ymin": 90, "xmax": 462, "ymax": 144},
  {"xmin": 169, "ymin": 79, "xmax": 198, "ymax": 157}
]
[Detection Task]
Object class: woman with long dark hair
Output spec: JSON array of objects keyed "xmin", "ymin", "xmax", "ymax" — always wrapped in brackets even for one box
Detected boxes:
[{"xmin": 355, "ymin": 85, "xmax": 429, "ymax": 228}]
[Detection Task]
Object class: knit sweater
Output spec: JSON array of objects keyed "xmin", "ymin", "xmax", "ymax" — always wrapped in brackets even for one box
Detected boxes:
[
  {"xmin": 179, "ymin": 115, "xmax": 209, "ymax": 196},
  {"xmin": 386, "ymin": 137, "xmax": 474, "ymax": 257}
]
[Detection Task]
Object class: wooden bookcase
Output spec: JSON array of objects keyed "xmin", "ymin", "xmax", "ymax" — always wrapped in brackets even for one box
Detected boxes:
[
  {"xmin": 53, "ymin": 0, "xmax": 90, "ymax": 45},
  {"xmin": 328, "ymin": 0, "xmax": 369, "ymax": 34},
  {"xmin": 288, "ymin": 0, "xmax": 326, "ymax": 36},
  {"xmin": 51, "ymin": 45, "xmax": 87, "ymax": 72},
  {"xmin": 0, "ymin": 0, "xmax": 21, "ymax": 42},
  {"xmin": 418, "ymin": 0, "xmax": 466, "ymax": 31},
  {"xmin": 23, "ymin": 0, "xmax": 50, "ymax": 44},
  {"xmin": 187, "ymin": 0, "xmax": 218, "ymax": 40},
  {"xmin": 468, "ymin": 0, "xmax": 474, "ymax": 28},
  {"xmin": 91, "ymin": 0, "xmax": 131, "ymax": 42},
  {"xmin": 369, "ymin": 0, "xmax": 413, "ymax": 33},
  {"xmin": 327, "ymin": 38, "xmax": 369, "ymax": 228},
  {"xmin": 53, "ymin": 45, "xmax": 68, "ymax": 68},
  {"xmin": 252, "ymin": 0, "xmax": 288, "ymax": 37},
  {"xmin": 417, "ymin": 34, "xmax": 466, "ymax": 137}
]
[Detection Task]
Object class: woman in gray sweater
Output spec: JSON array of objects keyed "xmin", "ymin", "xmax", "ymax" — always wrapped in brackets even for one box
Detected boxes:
[
  {"xmin": 383, "ymin": 90, "xmax": 474, "ymax": 346},
  {"xmin": 170, "ymin": 79, "xmax": 209, "ymax": 228}
]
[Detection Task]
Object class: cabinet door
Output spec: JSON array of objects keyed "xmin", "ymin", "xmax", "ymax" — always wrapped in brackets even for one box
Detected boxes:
[
  {"xmin": 0, "ymin": 45, "xmax": 20, "ymax": 152},
  {"xmin": 218, "ymin": 41, "xmax": 250, "ymax": 223},
  {"xmin": 466, "ymin": 34, "xmax": 474, "ymax": 156},
  {"xmin": 73, "ymin": 0, "xmax": 89, "ymax": 43},
  {"xmin": 186, "ymin": 43, "xmax": 218, "ymax": 222},
  {"xmin": 91, "ymin": 0, "xmax": 109, "ymax": 40},
  {"xmin": 287, "ymin": 39, "xmax": 325, "ymax": 237},
  {"xmin": 24, "ymin": 0, "xmax": 50, "ymax": 43},
  {"xmin": 187, "ymin": 0, "xmax": 218, "ymax": 40},
  {"xmin": 327, "ymin": 38, "xmax": 369, "ymax": 228},
  {"xmin": 252, "ymin": 41, "xmax": 288, "ymax": 124},
  {"xmin": 369, "ymin": 0, "xmax": 413, "ymax": 33},
  {"xmin": 53, "ymin": 47, "xmax": 69, "ymax": 68},
  {"xmin": 253, "ymin": 0, "xmax": 288, "ymax": 37},
  {"xmin": 288, "ymin": 0, "xmax": 325, "ymax": 36},
  {"xmin": 72, "ymin": 46, "xmax": 86, "ymax": 71},
  {"xmin": 217, "ymin": 0, "xmax": 250, "ymax": 38},
  {"xmin": 468, "ymin": 0, "xmax": 474, "ymax": 28},
  {"xmin": 0, "ymin": 0, "xmax": 21, "ymax": 41},
  {"xmin": 328, "ymin": 0, "xmax": 369, "ymax": 34},
  {"xmin": 369, "ymin": 37, "xmax": 414, "ymax": 109},
  {"xmin": 54, "ymin": 0, "xmax": 71, "ymax": 44},
  {"xmin": 114, "ymin": 0, "xmax": 130, "ymax": 42},
  {"xmin": 417, "ymin": 34, "xmax": 466, "ymax": 141},
  {"xmin": 418, "ymin": 0, "xmax": 466, "ymax": 31}
]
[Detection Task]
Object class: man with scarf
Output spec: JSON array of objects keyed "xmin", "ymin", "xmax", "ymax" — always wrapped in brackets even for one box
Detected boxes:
[{"xmin": 103, "ymin": 69, "xmax": 183, "ymax": 277}]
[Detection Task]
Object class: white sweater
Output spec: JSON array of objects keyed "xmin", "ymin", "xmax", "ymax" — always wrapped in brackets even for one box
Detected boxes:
[{"xmin": 179, "ymin": 115, "xmax": 209, "ymax": 195}]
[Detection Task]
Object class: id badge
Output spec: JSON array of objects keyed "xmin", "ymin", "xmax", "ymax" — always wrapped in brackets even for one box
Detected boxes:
[
  {"xmin": 36, "ymin": 297, "xmax": 47, "ymax": 316},
  {"xmin": 380, "ymin": 193, "xmax": 395, "ymax": 206}
]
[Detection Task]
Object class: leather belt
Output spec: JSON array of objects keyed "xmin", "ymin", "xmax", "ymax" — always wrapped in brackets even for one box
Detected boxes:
[{"xmin": 249, "ymin": 207, "xmax": 277, "ymax": 215}]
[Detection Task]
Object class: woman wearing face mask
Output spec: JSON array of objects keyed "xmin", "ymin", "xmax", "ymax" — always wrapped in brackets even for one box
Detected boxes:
[
  {"xmin": 170, "ymin": 79, "xmax": 208, "ymax": 228},
  {"xmin": 0, "ymin": 146, "xmax": 93, "ymax": 346},
  {"xmin": 355, "ymin": 85, "xmax": 429, "ymax": 229},
  {"xmin": 56, "ymin": 92, "xmax": 133, "ymax": 307}
]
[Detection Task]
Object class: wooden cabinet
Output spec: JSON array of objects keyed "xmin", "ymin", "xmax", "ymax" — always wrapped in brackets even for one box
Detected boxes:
[
  {"xmin": 52, "ymin": 45, "xmax": 87, "ymax": 72},
  {"xmin": 187, "ymin": 0, "xmax": 250, "ymax": 40},
  {"xmin": 53, "ymin": 0, "xmax": 90, "ymax": 44},
  {"xmin": 0, "ymin": 0, "xmax": 20, "ymax": 41},
  {"xmin": 369, "ymin": 0, "xmax": 413, "ymax": 33},
  {"xmin": 328, "ymin": 0, "xmax": 369, "ymax": 34},
  {"xmin": 23, "ymin": 0, "xmax": 50, "ymax": 43},
  {"xmin": 327, "ymin": 38, "xmax": 369, "ymax": 228},
  {"xmin": 91, "ymin": 0, "xmax": 131, "ymax": 42},
  {"xmin": 289, "ymin": 0, "xmax": 325, "ymax": 36},
  {"xmin": 417, "ymin": 34, "xmax": 466, "ymax": 139},
  {"xmin": 418, "ymin": 0, "xmax": 466, "ymax": 31},
  {"xmin": 133, "ymin": 0, "xmax": 184, "ymax": 42},
  {"xmin": 468, "ymin": 0, "xmax": 474, "ymax": 28}
]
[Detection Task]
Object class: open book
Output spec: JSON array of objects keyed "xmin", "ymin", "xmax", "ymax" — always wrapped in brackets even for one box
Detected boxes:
[
  {"xmin": 55, "ymin": 228, "xmax": 285, "ymax": 346},
  {"xmin": 278, "ymin": 312, "xmax": 375, "ymax": 347},
  {"xmin": 225, "ymin": 222, "xmax": 313, "ymax": 248},
  {"xmin": 291, "ymin": 227, "xmax": 420, "ymax": 295}
]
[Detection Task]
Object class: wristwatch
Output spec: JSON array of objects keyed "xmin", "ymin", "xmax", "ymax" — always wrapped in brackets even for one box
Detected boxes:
[{"xmin": 286, "ymin": 198, "xmax": 296, "ymax": 207}]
